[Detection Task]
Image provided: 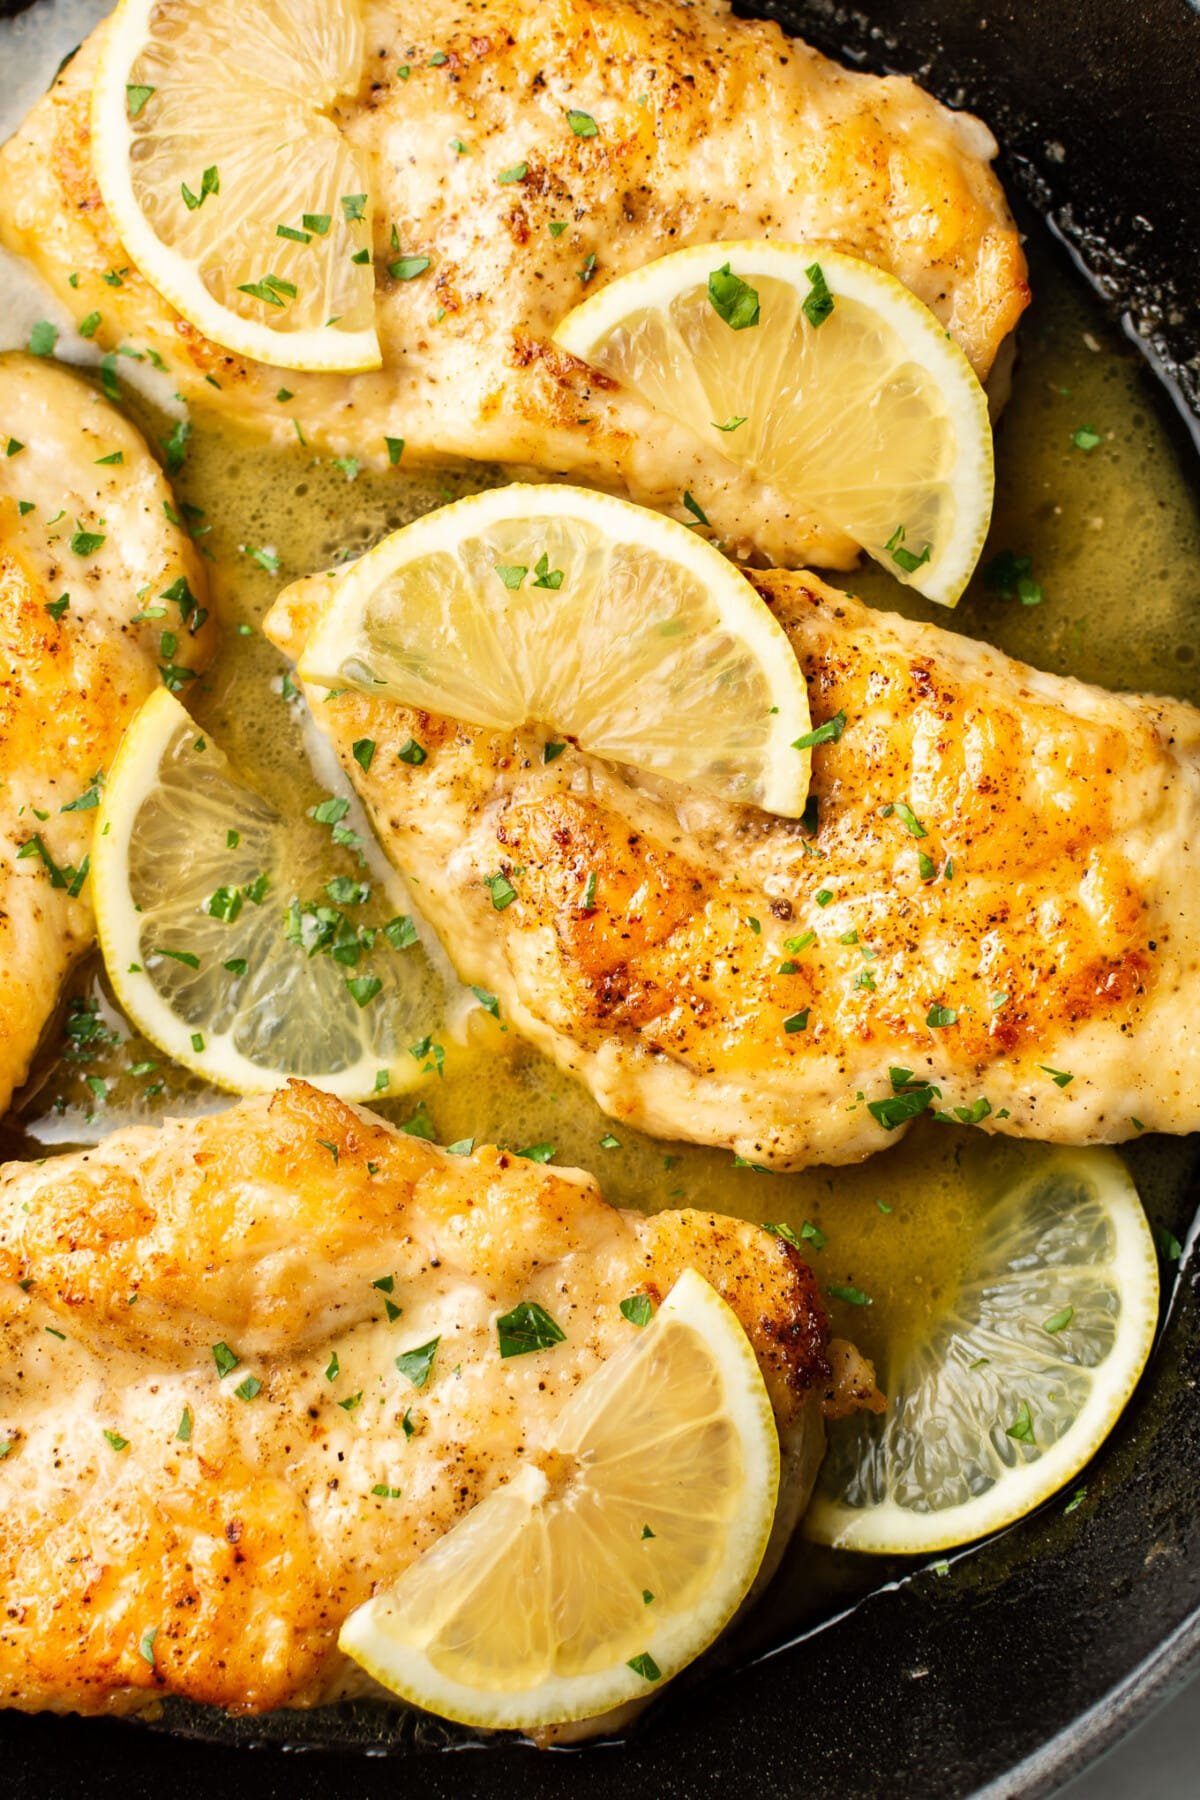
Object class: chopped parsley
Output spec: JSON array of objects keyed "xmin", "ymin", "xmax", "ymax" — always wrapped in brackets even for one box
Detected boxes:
[
  {"xmin": 926, "ymin": 1004, "xmax": 958, "ymax": 1028},
  {"xmin": 626, "ymin": 1653, "xmax": 662, "ymax": 1681},
  {"xmin": 1005, "ymin": 1400, "xmax": 1035, "ymax": 1443},
  {"xmin": 708, "ymin": 263, "xmax": 760, "ymax": 330},
  {"xmin": 567, "ymin": 108, "xmax": 599, "ymax": 136},
  {"xmin": 390, "ymin": 255, "xmax": 431, "ymax": 281},
  {"xmin": 884, "ymin": 524, "xmax": 932, "ymax": 575},
  {"xmin": 211, "ymin": 1342, "xmax": 240, "ymax": 1378},
  {"xmin": 346, "ymin": 975, "xmax": 382, "ymax": 1008},
  {"xmin": 882, "ymin": 799, "xmax": 927, "ymax": 839},
  {"xmin": 802, "ymin": 261, "xmax": 834, "ymax": 328},
  {"xmin": 394, "ymin": 1337, "xmax": 440, "ymax": 1389},
  {"xmin": 1071, "ymin": 424, "xmax": 1103, "ymax": 452},
  {"xmin": 827, "ymin": 1284, "xmax": 872, "ymax": 1307},
  {"xmin": 1043, "ymin": 1306, "xmax": 1074, "ymax": 1334},
  {"xmin": 783, "ymin": 1009, "xmax": 810, "ymax": 1034},
  {"xmin": 496, "ymin": 1300, "xmax": 566, "ymax": 1358},
  {"xmin": 29, "ymin": 320, "xmax": 57, "ymax": 358},
  {"xmin": 1039, "ymin": 1065, "xmax": 1074, "ymax": 1088},
  {"xmin": 485, "ymin": 870, "xmax": 518, "ymax": 910},
  {"xmin": 497, "ymin": 161, "xmax": 528, "ymax": 184},
  {"xmin": 983, "ymin": 549, "xmax": 1044, "ymax": 608},
  {"xmin": 532, "ymin": 552, "xmax": 564, "ymax": 589},
  {"xmin": 238, "ymin": 273, "xmax": 297, "ymax": 308},
  {"xmin": 181, "ymin": 165, "xmax": 219, "ymax": 212},
  {"xmin": 792, "ymin": 709, "xmax": 846, "ymax": 750},
  {"xmin": 126, "ymin": 83, "xmax": 155, "ymax": 117}
]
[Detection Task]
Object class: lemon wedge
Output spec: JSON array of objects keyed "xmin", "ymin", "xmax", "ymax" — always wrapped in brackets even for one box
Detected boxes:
[
  {"xmin": 339, "ymin": 1268, "xmax": 779, "ymax": 1729},
  {"xmin": 554, "ymin": 241, "xmax": 994, "ymax": 606},
  {"xmin": 91, "ymin": 0, "xmax": 380, "ymax": 372},
  {"xmin": 296, "ymin": 482, "xmax": 815, "ymax": 817},
  {"xmin": 805, "ymin": 1149, "xmax": 1159, "ymax": 1554},
  {"xmin": 91, "ymin": 688, "xmax": 448, "ymax": 1099}
]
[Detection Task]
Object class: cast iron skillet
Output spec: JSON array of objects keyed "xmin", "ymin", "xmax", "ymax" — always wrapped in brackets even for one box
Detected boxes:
[{"xmin": 1, "ymin": 1, "xmax": 1198, "ymax": 1795}]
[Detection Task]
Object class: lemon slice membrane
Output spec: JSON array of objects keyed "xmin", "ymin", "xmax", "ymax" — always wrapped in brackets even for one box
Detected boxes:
[
  {"xmin": 296, "ymin": 482, "xmax": 815, "ymax": 817},
  {"xmin": 805, "ymin": 1149, "xmax": 1160, "ymax": 1554},
  {"xmin": 554, "ymin": 241, "xmax": 994, "ymax": 606},
  {"xmin": 92, "ymin": 0, "xmax": 380, "ymax": 371},
  {"xmin": 91, "ymin": 688, "xmax": 447, "ymax": 1099},
  {"xmin": 339, "ymin": 1268, "xmax": 780, "ymax": 1729}
]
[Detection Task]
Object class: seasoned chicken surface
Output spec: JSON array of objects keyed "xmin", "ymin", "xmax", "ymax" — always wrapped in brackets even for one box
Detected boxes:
[
  {"xmin": 268, "ymin": 569, "xmax": 1200, "ymax": 1169},
  {"xmin": 0, "ymin": 0, "xmax": 1028, "ymax": 565},
  {"xmin": 0, "ymin": 1080, "xmax": 877, "ymax": 1718},
  {"xmin": 0, "ymin": 354, "xmax": 211, "ymax": 1117}
]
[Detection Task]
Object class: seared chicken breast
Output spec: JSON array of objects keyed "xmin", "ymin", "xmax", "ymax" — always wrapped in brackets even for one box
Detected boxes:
[
  {"xmin": 0, "ymin": 0, "xmax": 1028, "ymax": 565},
  {"xmin": 267, "ymin": 567, "xmax": 1200, "ymax": 1169},
  {"xmin": 0, "ymin": 354, "xmax": 211, "ymax": 1117},
  {"xmin": 0, "ymin": 1080, "xmax": 877, "ymax": 1718}
]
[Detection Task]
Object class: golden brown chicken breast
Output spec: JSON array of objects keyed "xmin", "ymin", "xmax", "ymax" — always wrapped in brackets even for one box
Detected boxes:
[
  {"xmin": 0, "ymin": 0, "xmax": 1028, "ymax": 565},
  {"xmin": 267, "ymin": 565, "xmax": 1200, "ymax": 1168},
  {"xmin": 0, "ymin": 353, "xmax": 212, "ymax": 1117},
  {"xmin": 0, "ymin": 1079, "xmax": 876, "ymax": 1718}
]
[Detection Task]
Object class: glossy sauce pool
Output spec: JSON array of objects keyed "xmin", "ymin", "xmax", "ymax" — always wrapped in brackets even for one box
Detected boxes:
[{"xmin": 1, "ymin": 0, "xmax": 1199, "ymax": 1743}]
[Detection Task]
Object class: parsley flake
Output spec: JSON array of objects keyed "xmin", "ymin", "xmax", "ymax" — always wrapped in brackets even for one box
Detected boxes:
[{"xmin": 497, "ymin": 1300, "xmax": 566, "ymax": 1357}]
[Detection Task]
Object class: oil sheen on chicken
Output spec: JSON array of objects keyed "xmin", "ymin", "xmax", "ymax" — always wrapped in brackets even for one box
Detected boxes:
[
  {"xmin": 0, "ymin": 1080, "xmax": 882, "ymax": 1718},
  {"xmin": 267, "ymin": 568, "xmax": 1200, "ymax": 1169},
  {"xmin": 0, "ymin": 353, "xmax": 212, "ymax": 1116},
  {"xmin": 0, "ymin": 0, "xmax": 1029, "ymax": 565}
]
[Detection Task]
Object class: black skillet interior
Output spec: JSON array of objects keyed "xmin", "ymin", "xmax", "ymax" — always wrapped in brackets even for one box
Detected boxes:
[{"xmin": 1, "ymin": 1, "xmax": 1199, "ymax": 1796}]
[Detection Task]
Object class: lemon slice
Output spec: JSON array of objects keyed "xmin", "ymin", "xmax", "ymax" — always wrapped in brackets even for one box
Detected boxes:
[
  {"xmin": 805, "ymin": 1150, "xmax": 1159, "ymax": 1554},
  {"xmin": 553, "ymin": 241, "xmax": 994, "ymax": 606},
  {"xmin": 339, "ymin": 1268, "xmax": 779, "ymax": 1729},
  {"xmin": 91, "ymin": 688, "xmax": 448, "ymax": 1099},
  {"xmin": 91, "ymin": 0, "xmax": 380, "ymax": 372},
  {"xmin": 297, "ymin": 483, "xmax": 814, "ymax": 817}
]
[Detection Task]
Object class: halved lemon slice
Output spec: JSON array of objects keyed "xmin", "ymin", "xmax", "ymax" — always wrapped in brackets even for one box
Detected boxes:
[
  {"xmin": 91, "ymin": 0, "xmax": 380, "ymax": 372},
  {"xmin": 554, "ymin": 242, "xmax": 994, "ymax": 606},
  {"xmin": 297, "ymin": 483, "xmax": 814, "ymax": 816},
  {"xmin": 805, "ymin": 1149, "xmax": 1159, "ymax": 1554},
  {"xmin": 339, "ymin": 1268, "xmax": 779, "ymax": 1729},
  {"xmin": 91, "ymin": 688, "xmax": 449, "ymax": 1099}
]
